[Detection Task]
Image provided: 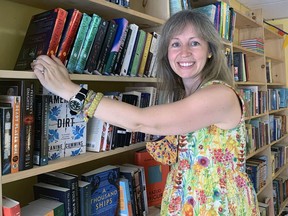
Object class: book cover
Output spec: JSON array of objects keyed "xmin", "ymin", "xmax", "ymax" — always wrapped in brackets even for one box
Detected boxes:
[
  {"xmin": 33, "ymin": 94, "xmax": 49, "ymax": 166},
  {"xmin": 0, "ymin": 95, "xmax": 21, "ymax": 173},
  {"xmin": 14, "ymin": 8, "xmax": 67, "ymax": 70},
  {"xmin": 33, "ymin": 182, "xmax": 71, "ymax": 216},
  {"xmin": 120, "ymin": 23, "xmax": 139, "ymax": 76},
  {"xmin": 57, "ymin": 9, "xmax": 83, "ymax": 64},
  {"xmin": 28, "ymin": 198, "xmax": 65, "ymax": 216},
  {"xmin": 84, "ymin": 18, "xmax": 109, "ymax": 74},
  {"xmin": 86, "ymin": 116, "xmax": 105, "ymax": 152},
  {"xmin": 0, "ymin": 107, "xmax": 12, "ymax": 175},
  {"xmin": 66, "ymin": 13, "xmax": 91, "ymax": 73},
  {"xmin": 119, "ymin": 178, "xmax": 133, "ymax": 216},
  {"xmin": 138, "ymin": 32, "xmax": 152, "ymax": 77},
  {"xmin": 2, "ymin": 196, "xmax": 20, "ymax": 216},
  {"xmin": 129, "ymin": 29, "xmax": 147, "ymax": 77},
  {"xmin": 43, "ymin": 84, "xmax": 87, "ymax": 161},
  {"xmin": 134, "ymin": 148, "xmax": 170, "ymax": 207},
  {"xmin": 75, "ymin": 13, "xmax": 102, "ymax": 73},
  {"xmin": 103, "ymin": 17, "xmax": 129, "ymax": 75},
  {"xmin": 81, "ymin": 165, "xmax": 120, "ymax": 216},
  {"xmin": 0, "ymin": 80, "xmax": 35, "ymax": 171},
  {"xmin": 78, "ymin": 180, "xmax": 91, "ymax": 216},
  {"xmin": 38, "ymin": 171, "xmax": 78, "ymax": 216},
  {"xmin": 95, "ymin": 20, "xmax": 118, "ymax": 74}
]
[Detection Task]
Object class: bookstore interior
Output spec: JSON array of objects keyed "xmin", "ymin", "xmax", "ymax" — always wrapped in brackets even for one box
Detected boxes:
[{"xmin": 0, "ymin": 0, "xmax": 288, "ymax": 215}]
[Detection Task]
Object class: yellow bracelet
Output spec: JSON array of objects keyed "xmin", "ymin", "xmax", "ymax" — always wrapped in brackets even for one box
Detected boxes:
[{"xmin": 83, "ymin": 92, "xmax": 104, "ymax": 122}]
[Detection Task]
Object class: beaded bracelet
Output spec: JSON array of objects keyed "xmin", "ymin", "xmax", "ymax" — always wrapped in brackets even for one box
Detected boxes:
[{"xmin": 82, "ymin": 90, "xmax": 104, "ymax": 122}]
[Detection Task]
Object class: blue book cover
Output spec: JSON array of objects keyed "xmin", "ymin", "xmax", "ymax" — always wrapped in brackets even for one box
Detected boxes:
[
  {"xmin": 81, "ymin": 165, "xmax": 120, "ymax": 216},
  {"xmin": 78, "ymin": 180, "xmax": 91, "ymax": 216}
]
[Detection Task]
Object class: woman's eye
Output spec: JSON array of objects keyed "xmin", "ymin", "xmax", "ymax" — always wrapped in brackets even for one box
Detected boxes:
[
  {"xmin": 191, "ymin": 41, "xmax": 200, "ymax": 46},
  {"xmin": 171, "ymin": 42, "xmax": 180, "ymax": 48}
]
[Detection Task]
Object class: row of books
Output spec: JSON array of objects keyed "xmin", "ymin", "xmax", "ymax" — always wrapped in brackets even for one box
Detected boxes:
[
  {"xmin": 269, "ymin": 114, "xmax": 286, "ymax": 143},
  {"xmin": 233, "ymin": 51, "xmax": 249, "ymax": 82},
  {"xmin": 3, "ymin": 149, "xmax": 170, "ymax": 216},
  {"xmin": 106, "ymin": 0, "xmax": 130, "ymax": 8},
  {"xmin": 240, "ymin": 38, "xmax": 264, "ymax": 54},
  {"xmin": 271, "ymin": 143, "xmax": 288, "ymax": 175},
  {"xmin": 192, "ymin": 2, "xmax": 236, "ymax": 42},
  {"xmin": 14, "ymin": 7, "xmax": 161, "ymax": 78}
]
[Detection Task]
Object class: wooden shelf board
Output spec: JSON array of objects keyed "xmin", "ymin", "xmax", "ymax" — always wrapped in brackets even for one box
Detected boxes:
[{"xmin": 2, "ymin": 143, "xmax": 146, "ymax": 184}]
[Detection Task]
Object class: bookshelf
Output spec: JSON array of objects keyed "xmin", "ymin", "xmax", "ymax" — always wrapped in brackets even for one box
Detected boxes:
[{"xmin": 0, "ymin": 0, "xmax": 168, "ymax": 214}]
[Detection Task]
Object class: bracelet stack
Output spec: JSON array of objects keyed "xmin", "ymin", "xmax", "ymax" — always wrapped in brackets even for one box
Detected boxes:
[{"xmin": 83, "ymin": 90, "xmax": 104, "ymax": 122}]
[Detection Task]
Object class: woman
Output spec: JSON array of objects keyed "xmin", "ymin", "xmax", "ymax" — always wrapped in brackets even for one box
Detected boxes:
[{"xmin": 32, "ymin": 10, "xmax": 259, "ymax": 215}]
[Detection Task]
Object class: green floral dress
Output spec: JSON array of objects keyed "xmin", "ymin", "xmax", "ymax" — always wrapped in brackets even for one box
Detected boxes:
[{"xmin": 146, "ymin": 80, "xmax": 260, "ymax": 216}]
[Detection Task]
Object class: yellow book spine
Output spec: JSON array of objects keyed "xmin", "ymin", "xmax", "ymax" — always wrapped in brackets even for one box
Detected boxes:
[{"xmin": 138, "ymin": 32, "xmax": 153, "ymax": 77}]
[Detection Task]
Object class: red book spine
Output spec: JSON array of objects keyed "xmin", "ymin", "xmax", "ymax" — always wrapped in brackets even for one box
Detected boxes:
[
  {"xmin": 57, "ymin": 9, "xmax": 82, "ymax": 64},
  {"xmin": 46, "ymin": 8, "xmax": 68, "ymax": 56}
]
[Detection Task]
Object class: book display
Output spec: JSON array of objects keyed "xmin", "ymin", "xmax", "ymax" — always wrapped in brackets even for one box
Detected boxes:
[{"xmin": 0, "ymin": 0, "xmax": 287, "ymax": 215}]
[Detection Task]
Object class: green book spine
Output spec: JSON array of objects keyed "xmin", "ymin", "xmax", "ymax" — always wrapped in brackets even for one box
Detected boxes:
[
  {"xmin": 66, "ymin": 13, "xmax": 91, "ymax": 73},
  {"xmin": 130, "ymin": 29, "xmax": 147, "ymax": 76},
  {"xmin": 75, "ymin": 13, "xmax": 101, "ymax": 73}
]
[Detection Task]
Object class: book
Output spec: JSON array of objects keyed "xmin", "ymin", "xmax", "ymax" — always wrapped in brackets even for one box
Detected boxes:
[
  {"xmin": 95, "ymin": 20, "xmax": 118, "ymax": 74},
  {"xmin": 192, "ymin": 4, "xmax": 217, "ymax": 25},
  {"xmin": 57, "ymin": 9, "xmax": 83, "ymax": 64},
  {"xmin": 134, "ymin": 148, "xmax": 170, "ymax": 207},
  {"xmin": 2, "ymin": 196, "xmax": 20, "ymax": 216},
  {"xmin": 120, "ymin": 23, "xmax": 139, "ymax": 76},
  {"xmin": 28, "ymin": 198, "xmax": 65, "ymax": 216},
  {"xmin": 84, "ymin": 18, "xmax": 109, "ymax": 74},
  {"xmin": 81, "ymin": 165, "xmax": 120, "ymax": 216},
  {"xmin": 0, "ymin": 80, "xmax": 35, "ymax": 171},
  {"xmin": 38, "ymin": 171, "xmax": 78, "ymax": 216},
  {"xmin": 129, "ymin": 29, "xmax": 147, "ymax": 77},
  {"xmin": 0, "ymin": 107, "xmax": 12, "ymax": 175},
  {"xmin": 14, "ymin": 8, "xmax": 67, "ymax": 70},
  {"xmin": 144, "ymin": 32, "xmax": 160, "ymax": 77},
  {"xmin": 75, "ymin": 13, "xmax": 102, "ymax": 73},
  {"xmin": 43, "ymin": 84, "xmax": 87, "ymax": 160},
  {"xmin": 138, "ymin": 32, "xmax": 153, "ymax": 77},
  {"xmin": 0, "ymin": 95, "xmax": 21, "ymax": 173},
  {"xmin": 33, "ymin": 94, "xmax": 49, "ymax": 166},
  {"xmin": 119, "ymin": 178, "xmax": 133, "ymax": 216},
  {"xmin": 86, "ymin": 116, "xmax": 105, "ymax": 152},
  {"xmin": 66, "ymin": 13, "xmax": 91, "ymax": 73},
  {"xmin": 125, "ymin": 86, "xmax": 157, "ymax": 107},
  {"xmin": 21, "ymin": 204, "xmax": 54, "ymax": 216},
  {"xmin": 78, "ymin": 180, "xmax": 91, "ymax": 216},
  {"xmin": 103, "ymin": 17, "xmax": 129, "ymax": 75},
  {"xmin": 33, "ymin": 182, "xmax": 71, "ymax": 216}
]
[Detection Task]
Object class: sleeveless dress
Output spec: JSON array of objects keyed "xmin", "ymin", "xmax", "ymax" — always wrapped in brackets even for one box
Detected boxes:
[{"xmin": 146, "ymin": 80, "xmax": 260, "ymax": 216}]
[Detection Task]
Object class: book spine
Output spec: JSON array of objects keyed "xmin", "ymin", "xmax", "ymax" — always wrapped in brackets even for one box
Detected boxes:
[
  {"xmin": 103, "ymin": 18, "xmax": 129, "ymax": 75},
  {"xmin": 33, "ymin": 95, "xmax": 49, "ymax": 166},
  {"xmin": 78, "ymin": 181, "xmax": 91, "ymax": 216},
  {"xmin": 66, "ymin": 13, "xmax": 91, "ymax": 73},
  {"xmin": 95, "ymin": 21, "xmax": 118, "ymax": 74},
  {"xmin": 46, "ymin": 8, "xmax": 68, "ymax": 56},
  {"xmin": 0, "ymin": 107, "xmax": 12, "ymax": 175},
  {"xmin": 84, "ymin": 18, "xmax": 108, "ymax": 74},
  {"xmin": 120, "ymin": 24, "xmax": 139, "ymax": 76},
  {"xmin": 148, "ymin": 32, "xmax": 160, "ymax": 78},
  {"xmin": 130, "ymin": 30, "xmax": 147, "ymax": 77},
  {"xmin": 143, "ymin": 32, "xmax": 159, "ymax": 77},
  {"xmin": 138, "ymin": 32, "xmax": 152, "ymax": 77},
  {"xmin": 57, "ymin": 9, "xmax": 83, "ymax": 64},
  {"xmin": 75, "ymin": 14, "xmax": 102, "ymax": 73}
]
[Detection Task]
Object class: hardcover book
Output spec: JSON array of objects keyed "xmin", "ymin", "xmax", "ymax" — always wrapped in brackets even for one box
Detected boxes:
[
  {"xmin": 95, "ymin": 20, "xmax": 118, "ymax": 74},
  {"xmin": 75, "ymin": 13, "xmax": 102, "ymax": 73},
  {"xmin": 57, "ymin": 9, "xmax": 83, "ymax": 64},
  {"xmin": 43, "ymin": 84, "xmax": 87, "ymax": 160},
  {"xmin": 0, "ymin": 107, "xmax": 12, "ymax": 175},
  {"xmin": 134, "ymin": 148, "xmax": 170, "ymax": 207},
  {"xmin": 38, "ymin": 171, "xmax": 78, "ymax": 216},
  {"xmin": 14, "ymin": 8, "xmax": 67, "ymax": 70},
  {"xmin": 33, "ymin": 182, "xmax": 71, "ymax": 216},
  {"xmin": 78, "ymin": 180, "xmax": 91, "ymax": 216},
  {"xmin": 28, "ymin": 198, "xmax": 65, "ymax": 216},
  {"xmin": 84, "ymin": 18, "xmax": 109, "ymax": 74},
  {"xmin": 0, "ymin": 80, "xmax": 35, "ymax": 171},
  {"xmin": 33, "ymin": 94, "xmax": 49, "ymax": 166},
  {"xmin": 103, "ymin": 17, "xmax": 129, "ymax": 75},
  {"xmin": 0, "ymin": 95, "xmax": 21, "ymax": 173},
  {"xmin": 2, "ymin": 196, "xmax": 20, "ymax": 216},
  {"xmin": 81, "ymin": 165, "xmax": 120, "ymax": 216},
  {"xmin": 66, "ymin": 13, "xmax": 91, "ymax": 73}
]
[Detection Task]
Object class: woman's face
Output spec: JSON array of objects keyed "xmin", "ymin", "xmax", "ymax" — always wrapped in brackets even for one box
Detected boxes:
[{"xmin": 168, "ymin": 24, "xmax": 210, "ymax": 79}]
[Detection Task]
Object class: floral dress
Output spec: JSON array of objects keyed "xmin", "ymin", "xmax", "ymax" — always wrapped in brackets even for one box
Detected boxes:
[{"xmin": 146, "ymin": 80, "xmax": 260, "ymax": 216}]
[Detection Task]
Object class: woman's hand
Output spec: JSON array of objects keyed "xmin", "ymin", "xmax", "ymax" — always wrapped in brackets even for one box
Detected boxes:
[{"xmin": 31, "ymin": 55, "xmax": 80, "ymax": 101}]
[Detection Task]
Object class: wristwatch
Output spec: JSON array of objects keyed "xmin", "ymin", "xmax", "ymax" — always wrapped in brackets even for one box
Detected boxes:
[{"xmin": 68, "ymin": 88, "xmax": 88, "ymax": 115}]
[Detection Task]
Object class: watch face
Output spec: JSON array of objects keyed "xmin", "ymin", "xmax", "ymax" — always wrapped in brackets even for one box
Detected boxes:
[{"xmin": 69, "ymin": 98, "xmax": 83, "ymax": 112}]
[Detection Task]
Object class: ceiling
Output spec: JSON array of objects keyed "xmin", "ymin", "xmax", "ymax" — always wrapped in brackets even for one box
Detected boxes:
[{"xmin": 237, "ymin": 0, "xmax": 288, "ymax": 20}]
